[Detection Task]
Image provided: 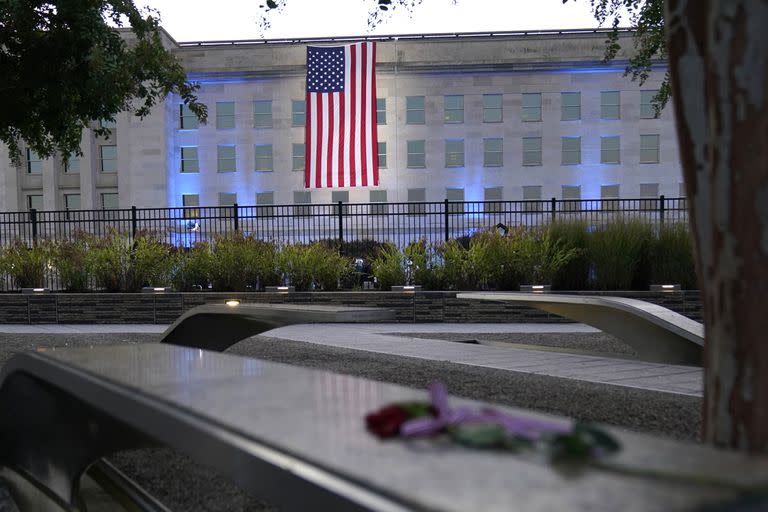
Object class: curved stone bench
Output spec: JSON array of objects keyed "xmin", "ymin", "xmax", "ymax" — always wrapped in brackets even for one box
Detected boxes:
[{"xmin": 457, "ymin": 292, "xmax": 704, "ymax": 366}]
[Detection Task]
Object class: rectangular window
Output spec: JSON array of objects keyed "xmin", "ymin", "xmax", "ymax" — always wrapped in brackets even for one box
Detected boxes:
[
  {"xmin": 26, "ymin": 148, "xmax": 42, "ymax": 174},
  {"xmin": 444, "ymin": 95, "xmax": 464, "ymax": 123},
  {"xmin": 64, "ymin": 193, "xmax": 81, "ymax": 211},
  {"xmin": 64, "ymin": 153, "xmax": 80, "ymax": 174},
  {"xmin": 254, "ymin": 144, "xmax": 273, "ymax": 171},
  {"xmin": 601, "ymin": 91, "xmax": 620, "ymax": 119},
  {"xmin": 369, "ymin": 189, "xmax": 388, "ymax": 215},
  {"xmin": 445, "ymin": 139, "xmax": 464, "ymax": 168},
  {"xmin": 377, "ymin": 142, "xmax": 387, "ymax": 168},
  {"xmin": 181, "ymin": 147, "xmax": 199, "ymax": 173},
  {"xmin": 406, "ymin": 96, "xmax": 425, "ymax": 125},
  {"xmin": 521, "ymin": 93, "xmax": 542, "ymax": 122},
  {"xmin": 640, "ymin": 183, "xmax": 659, "ymax": 210},
  {"xmin": 483, "ymin": 94, "xmax": 503, "ymax": 123},
  {"xmin": 446, "ymin": 188, "xmax": 464, "ymax": 214},
  {"xmin": 483, "ymin": 138, "xmax": 503, "ymax": 167},
  {"xmin": 99, "ymin": 119, "xmax": 116, "ymax": 129},
  {"xmin": 256, "ymin": 191, "xmax": 275, "ymax": 217},
  {"xmin": 679, "ymin": 183, "xmax": 687, "ymax": 197},
  {"xmin": 484, "ymin": 186, "xmax": 503, "ymax": 214},
  {"xmin": 27, "ymin": 194, "xmax": 43, "ymax": 210},
  {"xmin": 179, "ymin": 104, "xmax": 198, "ymax": 129},
  {"xmin": 292, "ymin": 143, "xmax": 305, "ymax": 171},
  {"xmin": 292, "ymin": 100, "xmax": 306, "ymax": 127},
  {"xmin": 331, "ymin": 190, "xmax": 349, "ymax": 215},
  {"xmin": 561, "ymin": 137, "xmax": 581, "ymax": 165},
  {"xmin": 182, "ymin": 194, "xmax": 200, "ymax": 219},
  {"xmin": 376, "ymin": 98, "xmax": 386, "ymax": 125},
  {"xmin": 561, "ymin": 185, "xmax": 581, "ymax": 212},
  {"xmin": 522, "ymin": 185, "xmax": 542, "ymax": 213},
  {"xmin": 601, "ymin": 136, "xmax": 621, "ymax": 164},
  {"xmin": 522, "ymin": 137, "xmax": 542, "ymax": 166},
  {"xmin": 640, "ymin": 134, "xmax": 660, "ymax": 163},
  {"xmin": 561, "ymin": 92, "xmax": 581, "ymax": 121},
  {"xmin": 407, "ymin": 188, "xmax": 426, "ymax": 215},
  {"xmin": 293, "ymin": 190, "xmax": 312, "ymax": 217},
  {"xmin": 253, "ymin": 100, "xmax": 273, "ymax": 128},
  {"xmin": 217, "ymin": 145, "xmax": 236, "ymax": 172},
  {"xmin": 101, "ymin": 193, "xmax": 119, "ymax": 210},
  {"xmin": 601, "ymin": 184, "xmax": 620, "ymax": 211},
  {"xmin": 100, "ymin": 145, "xmax": 117, "ymax": 173},
  {"xmin": 407, "ymin": 140, "xmax": 426, "ymax": 168},
  {"xmin": 216, "ymin": 102, "xmax": 235, "ymax": 129},
  {"xmin": 641, "ymin": 90, "xmax": 660, "ymax": 119}
]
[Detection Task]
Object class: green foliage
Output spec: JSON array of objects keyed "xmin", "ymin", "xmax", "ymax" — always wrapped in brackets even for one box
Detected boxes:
[
  {"xmin": 467, "ymin": 230, "xmax": 523, "ymax": 291},
  {"xmin": 0, "ymin": 239, "xmax": 52, "ymax": 288},
  {"xmin": 549, "ymin": 221, "xmax": 591, "ymax": 290},
  {"xmin": 403, "ymin": 239, "xmax": 444, "ymax": 289},
  {"xmin": 370, "ymin": 243, "xmax": 405, "ymax": 290},
  {"xmin": 87, "ymin": 230, "xmax": 173, "ymax": 291},
  {"xmin": 436, "ymin": 239, "xmax": 477, "ymax": 290},
  {"xmin": 0, "ymin": 0, "xmax": 207, "ymax": 161},
  {"xmin": 131, "ymin": 231, "xmax": 174, "ymax": 290},
  {"xmin": 278, "ymin": 242, "xmax": 351, "ymax": 291},
  {"xmin": 209, "ymin": 233, "xmax": 279, "ymax": 291},
  {"xmin": 50, "ymin": 231, "xmax": 92, "ymax": 292},
  {"xmin": 588, "ymin": 219, "xmax": 654, "ymax": 290},
  {"xmin": 650, "ymin": 223, "xmax": 698, "ymax": 290},
  {"xmin": 516, "ymin": 227, "xmax": 582, "ymax": 285}
]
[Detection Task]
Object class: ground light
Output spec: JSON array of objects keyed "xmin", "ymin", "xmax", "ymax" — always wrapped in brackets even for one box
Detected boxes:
[{"xmin": 225, "ymin": 299, "xmax": 241, "ymax": 307}]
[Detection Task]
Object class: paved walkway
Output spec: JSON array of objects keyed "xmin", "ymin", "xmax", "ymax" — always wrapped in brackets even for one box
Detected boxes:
[{"xmin": 0, "ymin": 323, "xmax": 703, "ymax": 397}]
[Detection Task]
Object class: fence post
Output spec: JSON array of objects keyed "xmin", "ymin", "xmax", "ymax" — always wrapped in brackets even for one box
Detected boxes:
[
  {"xmin": 337, "ymin": 201, "xmax": 344, "ymax": 249},
  {"xmin": 551, "ymin": 197, "xmax": 557, "ymax": 223},
  {"xmin": 30, "ymin": 208, "xmax": 38, "ymax": 245},
  {"xmin": 131, "ymin": 206, "xmax": 137, "ymax": 239},
  {"xmin": 659, "ymin": 195, "xmax": 666, "ymax": 226},
  {"xmin": 233, "ymin": 202, "xmax": 239, "ymax": 231},
  {"xmin": 444, "ymin": 199, "xmax": 450, "ymax": 242}
]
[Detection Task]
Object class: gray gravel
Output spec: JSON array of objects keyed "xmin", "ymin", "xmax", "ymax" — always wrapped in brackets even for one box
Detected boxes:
[{"xmin": 0, "ymin": 331, "xmax": 701, "ymax": 512}]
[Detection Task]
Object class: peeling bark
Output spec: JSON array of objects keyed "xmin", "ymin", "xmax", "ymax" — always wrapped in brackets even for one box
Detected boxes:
[{"xmin": 665, "ymin": 0, "xmax": 768, "ymax": 452}]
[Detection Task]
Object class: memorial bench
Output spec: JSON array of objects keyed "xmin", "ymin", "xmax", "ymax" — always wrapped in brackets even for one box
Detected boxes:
[
  {"xmin": 0, "ymin": 343, "xmax": 767, "ymax": 511},
  {"xmin": 458, "ymin": 292, "xmax": 704, "ymax": 366}
]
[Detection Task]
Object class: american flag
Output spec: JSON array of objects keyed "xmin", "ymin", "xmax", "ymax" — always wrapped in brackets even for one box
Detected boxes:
[{"xmin": 305, "ymin": 42, "xmax": 378, "ymax": 189}]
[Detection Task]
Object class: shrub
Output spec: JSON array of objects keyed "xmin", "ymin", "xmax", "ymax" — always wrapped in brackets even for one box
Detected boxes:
[
  {"xmin": 131, "ymin": 231, "xmax": 175, "ymax": 290},
  {"xmin": 403, "ymin": 239, "xmax": 444, "ymax": 290},
  {"xmin": 437, "ymin": 239, "xmax": 477, "ymax": 290},
  {"xmin": 516, "ymin": 226, "xmax": 582, "ymax": 285},
  {"xmin": 171, "ymin": 242, "xmax": 214, "ymax": 291},
  {"xmin": 209, "ymin": 232, "xmax": 278, "ymax": 291},
  {"xmin": 50, "ymin": 231, "xmax": 92, "ymax": 292},
  {"xmin": 311, "ymin": 243, "xmax": 352, "ymax": 291},
  {"xmin": 87, "ymin": 230, "xmax": 131, "ymax": 291},
  {"xmin": 0, "ymin": 239, "xmax": 52, "ymax": 289},
  {"xmin": 548, "ymin": 221, "xmax": 591, "ymax": 290},
  {"xmin": 467, "ymin": 230, "xmax": 523, "ymax": 290},
  {"xmin": 650, "ymin": 223, "xmax": 698, "ymax": 289},
  {"xmin": 370, "ymin": 243, "xmax": 405, "ymax": 290},
  {"xmin": 589, "ymin": 219, "xmax": 654, "ymax": 290}
]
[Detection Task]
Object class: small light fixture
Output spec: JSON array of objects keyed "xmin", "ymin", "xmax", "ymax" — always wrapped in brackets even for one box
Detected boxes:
[
  {"xmin": 141, "ymin": 287, "xmax": 171, "ymax": 293},
  {"xmin": 520, "ymin": 284, "xmax": 551, "ymax": 293},
  {"xmin": 225, "ymin": 299, "xmax": 241, "ymax": 307},
  {"xmin": 650, "ymin": 284, "xmax": 681, "ymax": 292},
  {"xmin": 21, "ymin": 288, "xmax": 50, "ymax": 294},
  {"xmin": 390, "ymin": 285, "xmax": 422, "ymax": 292},
  {"xmin": 265, "ymin": 285, "xmax": 294, "ymax": 293}
]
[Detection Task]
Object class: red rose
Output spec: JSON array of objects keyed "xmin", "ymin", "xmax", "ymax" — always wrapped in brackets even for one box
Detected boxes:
[{"xmin": 365, "ymin": 405, "xmax": 410, "ymax": 438}]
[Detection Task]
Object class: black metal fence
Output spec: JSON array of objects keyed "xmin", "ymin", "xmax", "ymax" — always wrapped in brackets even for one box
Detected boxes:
[{"xmin": 0, "ymin": 196, "xmax": 688, "ymax": 249}]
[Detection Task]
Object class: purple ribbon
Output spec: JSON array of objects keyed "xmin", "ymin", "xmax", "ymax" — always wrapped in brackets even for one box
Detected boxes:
[{"xmin": 400, "ymin": 382, "xmax": 572, "ymax": 440}]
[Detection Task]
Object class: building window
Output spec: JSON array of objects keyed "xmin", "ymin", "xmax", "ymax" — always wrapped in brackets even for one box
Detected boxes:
[
  {"xmin": 217, "ymin": 146, "xmax": 236, "ymax": 172},
  {"xmin": 522, "ymin": 185, "xmax": 542, "ymax": 213},
  {"xmin": 601, "ymin": 91, "xmax": 620, "ymax": 120},
  {"xmin": 377, "ymin": 142, "xmax": 387, "ymax": 168},
  {"xmin": 292, "ymin": 143, "xmax": 305, "ymax": 171},
  {"xmin": 445, "ymin": 139, "xmax": 464, "ymax": 168},
  {"xmin": 601, "ymin": 136, "xmax": 621, "ymax": 164},
  {"xmin": 522, "ymin": 137, "xmax": 542, "ymax": 166},
  {"xmin": 601, "ymin": 184, "xmax": 620, "ymax": 211},
  {"xmin": 561, "ymin": 92, "xmax": 581, "ymax": 121},
  {"xmin": 254, "ymin": 100, "xmax": 273, "ymax": 128},
  {"xmin": 679, "ymin": 183, "xmax": 687, "ymax": 197},
  {"xmin": 332, "ymin": 190, "xmax": 349, "ymax": 215},
  {"xmin": 640, "ymin": 90, "xmax": 660, "ymax": 119},
  {"xmin": 640, "ymin": 183, "xmax": 659, "ymax": 210},
  {"xmin": 26, "ymin": 148, "xmax": 42, "ymax": 174},
  {"xmin": 376, "ymin": 98, "xmax": 386, "ymax": 125},
  {"xmin": 293, "ymin": 190, "xmax": 312, "ymax": 217},
  {"xmin": 182, "ymin": 194, "xmax": 200, "ymax": 219},
  {"xmin": 255, "ymin": 144, "xmax": 273, "ymax": 171},
  {"xmin": 640, "ymin": 134, "xmax": 660, "ymax": 163},
  {"xmin": 179, "ymin": 104, "xmax": 198, "ymax": 129},
  {"xmin": 406, "ymin": 96, "xmax": 425, "ymax": 125},
  {"xmin": 483, "ymin": 94, "xmax": 503, "ymax": 123},
  {"xmin": 561, "ymin": 185, "xmax": 581, "ymax": 212},
  {"xmin": 407, "ymin": 188, "xmax": 426, "ymax": 215},
  {"xmin": 101, "ymin": 193, "xmax": 119, "ymax": 210},
  {"xmin": 99, "ymin": 119, "xmax": 116, "ymax": 129},
  {"xmin": 256, "ymin": 191, "xmax": 275, "ymax": 217},
  {"xmin": 216, "ymin": 102, "xmax": 235, "ymax": 129},
  {"xmin": 27, "ymin": 194, "xmax": 43, "ymax": 210},
  {"xmin": 292, "ymin": 100, "xmax": 306, "ymax": 127},
  {"xmin": 64, "ymin": 193, "xmax": 81, "ymax": 211},
  {"xmin": 64, "ymin": 153, "xmax": 80, "ymax": 174},
  {"xmin": 521, "ymin": 93, "xmax": 542, "ymax": 122},
  {"xmin": 484, "ymin": 187, "xmax": 503, "ymax": 214},
  {"xmin": 369, "ymin": 189, "xmax": 388, "ymax": 215},
  {"xmin": 181, "ymin": 147, "xmax": 199, "ymax": 173},
  {"xmin": 444, "ymin": 95, "xmax": 464, "ymax": 123},
  {"xmin": 561, "ymin": 137, "xmax": 581, "ymax": 165},
  {"xmin": 483, "ymin": 138, "xmax": 503, "ymax": 167},
  {"xmin": 407, "ymin": 140, "xmax": 426, "ymax": 168},
  {"xmin": 100, "ymin": 145, "xmax": 117, "ymax": 173},
  {"xmin": 446, "ymin": 188, "xmax": 464, "ymax": 214}
]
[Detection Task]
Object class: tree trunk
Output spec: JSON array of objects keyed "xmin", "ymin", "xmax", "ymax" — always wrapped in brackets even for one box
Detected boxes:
[{"xmin": 665, "ymin": 0, "xmax": 768, "ymax": 452}]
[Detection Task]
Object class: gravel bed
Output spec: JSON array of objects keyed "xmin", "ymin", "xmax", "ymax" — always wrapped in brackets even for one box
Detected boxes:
[{"xmin": 0, "ymin": 332, "xmax": 701, "ymax": 512}]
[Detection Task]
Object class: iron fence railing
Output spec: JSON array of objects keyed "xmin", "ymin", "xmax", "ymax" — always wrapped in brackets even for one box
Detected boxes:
[{"xmin": 0, "ymin": 196, "xmax": 688, "ymax": 250}]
